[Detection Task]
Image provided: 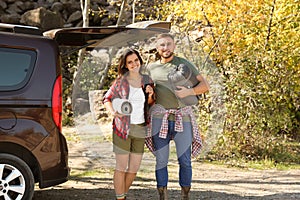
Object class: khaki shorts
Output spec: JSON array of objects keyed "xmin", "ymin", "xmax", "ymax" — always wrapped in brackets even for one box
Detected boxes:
[{"xmin": 113, "ymin": 124, "xmax": 146, "ymax": 154}]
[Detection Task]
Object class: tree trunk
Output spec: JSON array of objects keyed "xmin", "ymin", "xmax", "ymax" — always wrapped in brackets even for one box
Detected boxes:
[
  {"xmin": 116, "ymin": 0, "xmax": 128, "ymax": 26},
  {"xmin": 72, "ymin": 0, "xmax": 90, "ymax": 108}
]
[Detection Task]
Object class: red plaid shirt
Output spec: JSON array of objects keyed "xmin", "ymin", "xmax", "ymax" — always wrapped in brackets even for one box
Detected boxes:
[
  {"xmin": 145, "ymin": 104, "xmax": 203, "ymax": 157},
  {"xmin": 103, "ymin": 75, "xmax": 153, "ymax": 139}
]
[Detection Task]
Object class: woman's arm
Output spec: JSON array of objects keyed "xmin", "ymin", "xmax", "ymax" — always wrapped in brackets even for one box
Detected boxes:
[
  {"xmin": 103, "ymin": 79, "xmax": 124, "ymax": 117},
  {"xmin": 104, "ymin": 101, "xmax": 124, "ymax": 117}
]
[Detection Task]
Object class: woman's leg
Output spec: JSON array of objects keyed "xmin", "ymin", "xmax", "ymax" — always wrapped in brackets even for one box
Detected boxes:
[
  {"xmin": 114, "ymin": 153, "xmax": 129, "ymax": 198},
  {"xmin": 125, "ymin": 153, "xmax": 143, "ymax": 193},
  {"xmin": 122, "ymin": 124, "xmax": 145, "ymax": 194}
]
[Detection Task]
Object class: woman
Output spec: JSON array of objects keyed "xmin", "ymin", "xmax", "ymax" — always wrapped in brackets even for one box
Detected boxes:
[{"xmin": 103, "ymin": 48, "xmax": 155, "ymax": 200}]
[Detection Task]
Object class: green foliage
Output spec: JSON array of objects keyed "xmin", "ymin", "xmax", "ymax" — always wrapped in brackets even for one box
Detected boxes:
[
  {"xmin": 61, "ymin": 52, "xmax": 78, "ymax": 126},
  {"xmin": 73, "ymin": 49, "xmax": 119, "ymax": 99},
  {"xmin": 156, "ymin": 0, "xmax": 300, "ymax": 163}
]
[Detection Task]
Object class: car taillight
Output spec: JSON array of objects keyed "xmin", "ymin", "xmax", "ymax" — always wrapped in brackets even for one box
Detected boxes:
[{"xmin": 52, "ymin": 75, "xmax": 62, "ymax": 131}]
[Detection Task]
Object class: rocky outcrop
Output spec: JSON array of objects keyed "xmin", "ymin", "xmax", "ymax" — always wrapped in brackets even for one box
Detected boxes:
[{"xmin": 0, "ymin": 0, "xmax": 130, "ymax": 31}]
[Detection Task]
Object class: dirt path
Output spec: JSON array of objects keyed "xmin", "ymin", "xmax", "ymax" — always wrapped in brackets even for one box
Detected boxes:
[{"xmin": 33, "ymin": 121, "xmax": 300, "ymax": 200}]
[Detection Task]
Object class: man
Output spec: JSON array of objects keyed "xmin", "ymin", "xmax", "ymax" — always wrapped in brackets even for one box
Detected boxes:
[{"xmin": 146, "ymin": 33, "xmax": 209, "ymax": 200}]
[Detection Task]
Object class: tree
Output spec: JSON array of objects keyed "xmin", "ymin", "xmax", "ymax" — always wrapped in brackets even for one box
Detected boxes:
[
  {"xmin": 71, "ymin": 0, "xmax": 90, "ymax": 110},
  {"xmin": 116, "ymin": 0, "xmax": 128, "ymax": 26},
  {"xmin": 156, "ymin": 0, "xmax": 300, "ymax": 163},
  {"xmin": 81, "ymin": 0, "xmax": 90, "ymax": 27}
]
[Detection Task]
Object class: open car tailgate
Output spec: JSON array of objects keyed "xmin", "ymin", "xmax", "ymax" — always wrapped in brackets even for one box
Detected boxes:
[{"xmin": 43, "ymin": 21, "xmax": 171, "ymax": 49}]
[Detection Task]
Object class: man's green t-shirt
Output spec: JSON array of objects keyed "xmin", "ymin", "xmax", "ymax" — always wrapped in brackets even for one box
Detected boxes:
[{"xmin": 147, "ymin": 56, "xmax": 199, "ymax": 109}]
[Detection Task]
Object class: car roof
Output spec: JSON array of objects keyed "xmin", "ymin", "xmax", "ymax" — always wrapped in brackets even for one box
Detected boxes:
[{"xmin": 0, "ymin": 23, "xmax": 43, "ymax": 35}]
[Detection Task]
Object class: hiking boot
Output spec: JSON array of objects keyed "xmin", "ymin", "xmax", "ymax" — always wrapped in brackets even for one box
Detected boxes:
[
  {"xmin": 157, "ymin": 186, "xmax": 168, "ymax": 200},
  {"xmin": 181, "ymin": 186, "xmax": 191, "ymax": 200}
]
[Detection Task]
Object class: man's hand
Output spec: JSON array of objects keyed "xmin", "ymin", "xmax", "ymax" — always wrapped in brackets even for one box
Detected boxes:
[{"xmin": 175, "ymin": 86, "xmax": 195, "ymax": 98}]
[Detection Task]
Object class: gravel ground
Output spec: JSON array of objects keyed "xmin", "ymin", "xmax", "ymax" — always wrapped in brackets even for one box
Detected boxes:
[{"xmin": 33, "ymin": 120, "xmax": 300, "ymax": 200}]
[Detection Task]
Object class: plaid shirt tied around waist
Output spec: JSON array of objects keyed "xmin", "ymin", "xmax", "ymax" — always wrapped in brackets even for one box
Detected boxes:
[{"xmin": 146, "ymin": 104, "xmax": 203, "ymax": 157}]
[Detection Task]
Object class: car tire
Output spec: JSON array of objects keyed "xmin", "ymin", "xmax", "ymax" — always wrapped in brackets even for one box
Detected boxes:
[{"xmin": 0, "ymin": 153, "xmax": 34, "ymax": 200}]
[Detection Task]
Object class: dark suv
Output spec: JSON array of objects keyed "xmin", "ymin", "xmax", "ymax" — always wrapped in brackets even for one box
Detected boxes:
[
  {"xmin": 0, "ymin": 23, "xmax": 68, "ymax": 200},
  {"xmin": 0, "ymin": 21, "xmax": 170, "ymax": 200}
]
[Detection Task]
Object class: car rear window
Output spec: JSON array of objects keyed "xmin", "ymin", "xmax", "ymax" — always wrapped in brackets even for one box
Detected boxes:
[{"xmin": 0, "ymin": 47, "xmax": 36, "ymax": 91}]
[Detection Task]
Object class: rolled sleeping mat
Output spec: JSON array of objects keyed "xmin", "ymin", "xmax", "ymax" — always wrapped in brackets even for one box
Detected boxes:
[
  {"xmin": 167, "ymin": 63, "xmax": 200, "ymax": 106},
  {"xmin": 112, "ymin": 98, "xmax": 132, "ymax": 115}
]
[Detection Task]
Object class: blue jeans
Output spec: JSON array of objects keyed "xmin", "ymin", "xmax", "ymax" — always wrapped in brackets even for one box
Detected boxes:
[{"xmin": 152, "ymin": 118, "xmax": 193, "ymax": 188}]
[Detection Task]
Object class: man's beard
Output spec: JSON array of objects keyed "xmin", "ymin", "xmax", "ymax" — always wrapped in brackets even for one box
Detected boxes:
[{"xmin": 161, "ymin": 51, "xmax": 174, "ymax": 59}]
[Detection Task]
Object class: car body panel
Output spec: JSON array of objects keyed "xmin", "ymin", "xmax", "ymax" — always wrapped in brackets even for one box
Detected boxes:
[{"xmin": 0, "ymin": 29, "xmax": 68, "ymax": 189}]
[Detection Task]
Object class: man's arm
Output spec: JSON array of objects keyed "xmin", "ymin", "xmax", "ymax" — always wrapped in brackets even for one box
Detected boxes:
[
  {"xmin": 175, "ymin": 74, "xmax": 209, "ymax": 98},
  {"xmin": 193, "ymin": 74, "xmax": 210, "ymax": 95}
]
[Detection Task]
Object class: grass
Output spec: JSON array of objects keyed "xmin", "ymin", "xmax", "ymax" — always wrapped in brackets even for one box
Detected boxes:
[
  {"xmin": 71, "ymin": 167, "xmax": 113, "ymax": 179},
  {"xmin": 208, "ymin": 158, "xmax": 300, "ymax": 170}
]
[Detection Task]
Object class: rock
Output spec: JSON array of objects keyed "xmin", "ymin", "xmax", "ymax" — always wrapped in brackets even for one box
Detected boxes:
[
  {"xmin": 74, "ymin": 98, "xmax": 90, "ymax": 116},
  {"xmin": 67, "ymin": 10, "xmax": 82, "ymax": 23},
  {"xmin": 88, "ymin": 90, "xmax": 109, "ymax": 122},
  {"xmin": 23, "ymin": 1, "xmax": 37, "ymax": 11},
  {"xmin": 20, "ymin": 7, "xmax": 64, "ymax": 31},
  {"xmin": 0, "ymin": 1, "xmax": 7, "ymax": 10},
  {"xmin": 6, "ymin": 2, "xmax": 22, "ymax": 15},
  {"xmin": 0, "ymin": 13, "xmax": 21, "ymax": 24},
  {"xmin": 51, "ymin": 2, "xmax": 64, "ymax": 13}
]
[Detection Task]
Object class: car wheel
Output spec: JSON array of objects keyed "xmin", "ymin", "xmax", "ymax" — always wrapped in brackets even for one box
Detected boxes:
[{"xmin": 0, "ymin": 153, "xmax": 34, "ymax": 200}]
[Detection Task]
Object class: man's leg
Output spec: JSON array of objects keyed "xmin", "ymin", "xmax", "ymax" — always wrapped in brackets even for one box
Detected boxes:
[
  {"xmin": 152, "ymin": 118, "xmax": 171, "ymax": 187},
  {"xmin": 173, "ymin": 121, "xmax": 193, "ymax": 186},
  {"xmin": 173, "ymin": 122, "xmax": 193, "ymax": 199},
  {"xmin": 152, "ymin": 118, "xmax": 171, "ymax": 199}
]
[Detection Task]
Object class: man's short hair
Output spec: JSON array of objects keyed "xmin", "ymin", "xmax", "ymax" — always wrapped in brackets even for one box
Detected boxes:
[{"xmin": 155, "ymin": 33, "xmax": 174, "ymax": 41}]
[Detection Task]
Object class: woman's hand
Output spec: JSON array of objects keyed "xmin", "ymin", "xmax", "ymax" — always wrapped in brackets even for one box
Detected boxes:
[
  {"xmin": 145, "ymin": 85, "xmax": 154, "ymax": 96},
  {"xmin": 104, "ymin": 102, "xmax": 125, "ymax": 117},
  {"xmin": 112, "ymin": 110, "xmax": 125, "ymax": 117},
  {"xmin": 145, "ymin": 84, "xmax": 155, "ymax": 105}
]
